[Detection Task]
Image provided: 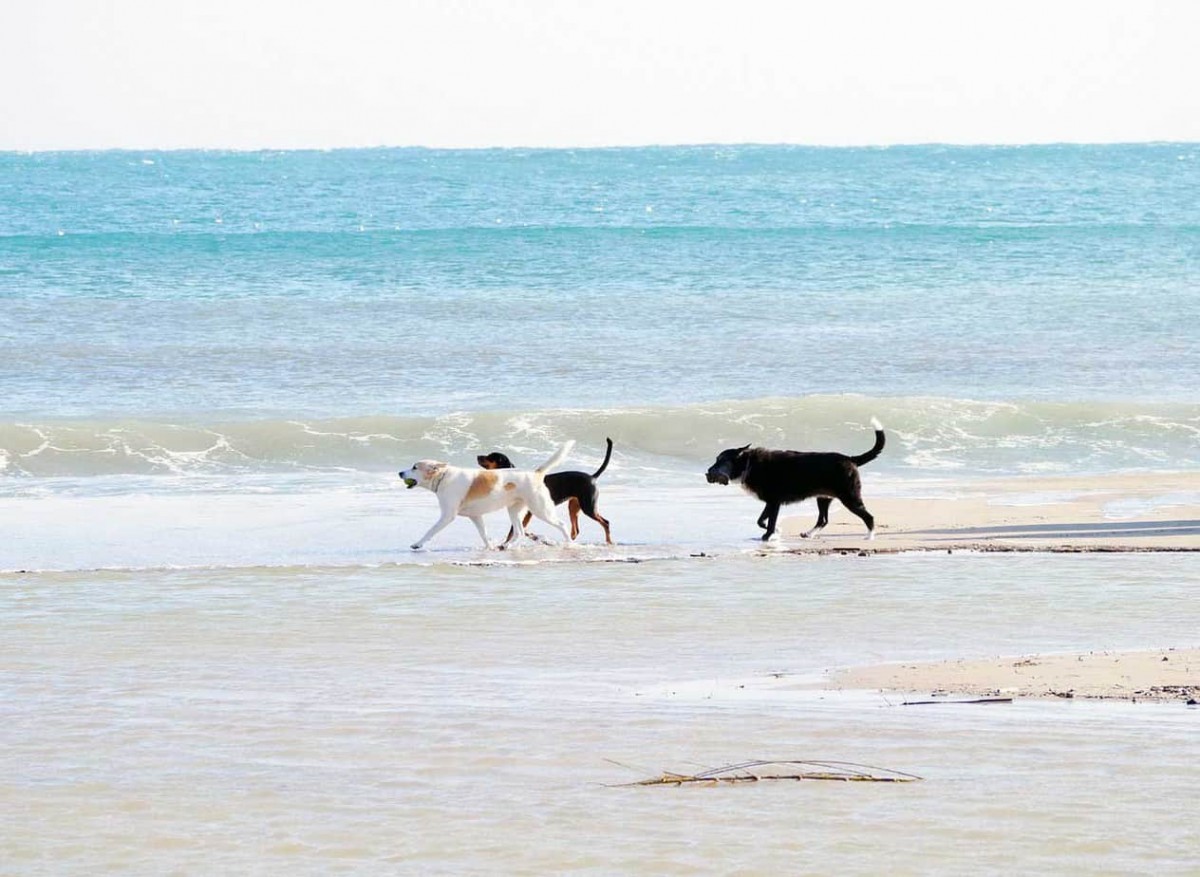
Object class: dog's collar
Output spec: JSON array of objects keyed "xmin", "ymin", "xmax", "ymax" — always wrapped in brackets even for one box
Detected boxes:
[{"xmin": 429, "ymin": 467, "xmax": 448, "ymax": 493}]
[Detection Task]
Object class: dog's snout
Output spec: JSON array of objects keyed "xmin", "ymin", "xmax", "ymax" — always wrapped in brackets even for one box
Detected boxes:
[{"xmin": 705, "ymin": 469, "xmax": 729, "ymax": 485}]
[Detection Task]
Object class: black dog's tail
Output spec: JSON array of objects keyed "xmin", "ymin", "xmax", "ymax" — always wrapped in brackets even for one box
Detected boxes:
[
  {"xmin": 850, "ymin": 417, "xmax": 885, "ymax": 467},
  {"xmin": 592, "ymin": 438, "xmax": 614, "ymax": 479}
]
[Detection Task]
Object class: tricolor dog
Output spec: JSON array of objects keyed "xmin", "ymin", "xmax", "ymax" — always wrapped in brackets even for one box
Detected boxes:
[
  {"xmin": 400, "ymin": 441, "xmax": 575, "ymax": 550},
  {"xmin": 477, "ymin": 437, "xmax": 614, "ymax": 544},
  {"xmin": 705, "ymin": 419, "xmax": 885, "ymax": 541}
]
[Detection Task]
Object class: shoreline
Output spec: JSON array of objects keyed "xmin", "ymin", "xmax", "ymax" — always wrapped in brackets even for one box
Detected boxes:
[
  {"xmin": 813, "ymin": 647, "xmax": 1200, "ymax": 704},
  {"xmin": 776, "ymin": 470, "xmax": 1200, "ymax": 553},
  {"xmin": 3, "ymin": 471, "xmax": 1197, "ymax": 573}
]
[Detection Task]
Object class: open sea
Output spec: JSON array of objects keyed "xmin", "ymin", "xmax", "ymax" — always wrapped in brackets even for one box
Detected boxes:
[{"xmin": 2, "ymin": 144, "xmax": 1199, "ymax": 874}]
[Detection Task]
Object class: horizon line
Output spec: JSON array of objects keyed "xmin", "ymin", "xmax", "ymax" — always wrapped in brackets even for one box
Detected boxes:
[{"xmin": 3, "ymin": 139, "xmax": 1198, "ymax": 156}]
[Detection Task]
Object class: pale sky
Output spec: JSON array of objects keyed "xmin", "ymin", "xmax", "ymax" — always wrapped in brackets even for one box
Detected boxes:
[{"xmin": 2, "ymin": 0, "xmax": 1197, "ymax": 151}]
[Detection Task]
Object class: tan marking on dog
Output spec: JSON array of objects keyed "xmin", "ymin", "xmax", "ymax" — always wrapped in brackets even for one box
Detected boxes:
[
  {"xmin": 504, "ymin": 482, "xmax": 516, "ymax": 491},
  {"xmin": 464, "ymin": 470, "xmax": 498, "ymax": 503}
]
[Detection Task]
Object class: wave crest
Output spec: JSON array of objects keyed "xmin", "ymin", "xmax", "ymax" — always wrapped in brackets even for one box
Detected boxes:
[{"xmin": 2, "ymin": 396, "xmax": 1197, "ymax": 479}]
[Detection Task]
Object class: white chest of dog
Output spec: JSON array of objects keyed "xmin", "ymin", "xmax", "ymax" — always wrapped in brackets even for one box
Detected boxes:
[{"xmin": 400, "ymin": 441, "xmax": 574, "ymax": 550}]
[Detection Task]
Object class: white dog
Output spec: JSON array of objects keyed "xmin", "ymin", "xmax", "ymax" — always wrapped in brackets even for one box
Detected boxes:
[{"xmin": 400, "ymin": 441, "xmax": 575, "ymax": 550}]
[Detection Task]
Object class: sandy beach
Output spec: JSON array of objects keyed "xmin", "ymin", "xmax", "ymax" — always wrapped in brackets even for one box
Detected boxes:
[
  {"xmin": 778, "ymin": 470, "xmax": 1200, "ymax": 553},
  {"xmin": 824, "ymin": 647, "xmax": 1200, "ymax": 703},
  {"xmin": 772, "ymin": 472, "xmax": 1200, "ymax": 704}
]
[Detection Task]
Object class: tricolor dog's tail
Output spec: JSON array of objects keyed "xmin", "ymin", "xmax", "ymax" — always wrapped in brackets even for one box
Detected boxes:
[
  {"xmin": 850, "ymin": 417, "xmax": 886, "ymax": 467},
  {"xmin": 592, "ymin": 438, "xmax": 614, "ymax": 479},
  {"xmin": 536, "ymin": 440, "xmax": 575, "ymax": 474}
]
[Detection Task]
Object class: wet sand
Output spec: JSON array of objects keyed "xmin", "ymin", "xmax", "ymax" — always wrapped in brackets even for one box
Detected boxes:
[
  {"xmin": 777, "ymin": 471, "xmax": 1200, "ymax": 553},
  {"xmin": 824, "ymin": 647, "xmax": 1200, "ymax": 703}
]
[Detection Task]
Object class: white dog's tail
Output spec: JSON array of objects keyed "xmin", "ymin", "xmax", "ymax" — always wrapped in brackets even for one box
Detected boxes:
[{"xmin": 536, "ymin": 440, "xmax": 575, "ymax": 473}]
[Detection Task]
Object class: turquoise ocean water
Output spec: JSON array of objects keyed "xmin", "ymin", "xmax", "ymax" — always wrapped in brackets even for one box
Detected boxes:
[{"xmin": 2, "ymin": 145, "xmax": 1198, "ymax": 506}]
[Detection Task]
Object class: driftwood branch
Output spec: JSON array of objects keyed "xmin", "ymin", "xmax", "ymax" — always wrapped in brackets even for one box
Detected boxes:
[
  {"xmin": 613, "ymin": 759, "xmax": 922, "ymax": 787},
  {"xmin": 902, "ymin": 697, "xmax": 1013, "ymax": 705}
]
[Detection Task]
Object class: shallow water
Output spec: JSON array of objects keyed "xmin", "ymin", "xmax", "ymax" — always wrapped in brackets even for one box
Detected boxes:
[{"xmin": 3, "ymin": 554, "xmax": 1198, "ymax": 874}]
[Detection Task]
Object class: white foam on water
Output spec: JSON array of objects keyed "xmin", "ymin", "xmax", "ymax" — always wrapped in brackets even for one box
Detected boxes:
[{"xmin": 0, "ymin": 481, "xmax": 768, "ymax": 573}]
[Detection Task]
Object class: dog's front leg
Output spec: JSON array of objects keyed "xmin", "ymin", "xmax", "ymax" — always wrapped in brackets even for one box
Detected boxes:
[
  {"xmin": 760, "ymin": 502, "xmax": 782, "ymax": 541},
  {"xmin": 801, "ymin": 497, "xmax": 833, "ymax": 538},
  {"xmin": 756, "ymin": 503, "xmax": 772, "ymax": 530},
  {"xmin": 411, "ymin": 507, "xmax": 458, "ymax": 550},
  {"xmin": 467, "ymin": 515, "xmax": 495, "ymax": 549}
]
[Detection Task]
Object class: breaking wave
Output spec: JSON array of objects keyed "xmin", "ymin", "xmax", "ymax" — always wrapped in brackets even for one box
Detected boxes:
[{"xmin": 2, "ymin": 395, "xmax": 1197, "ymax": 480}]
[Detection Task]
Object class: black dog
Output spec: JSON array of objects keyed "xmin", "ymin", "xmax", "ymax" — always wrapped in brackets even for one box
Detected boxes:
[
  {"xmin": 478, "ymin": 438, "xmax": 614, "ymax": 544},
  {"xmin": 705, "ymin": 419, "xmax": 884, "ymax": 542}
]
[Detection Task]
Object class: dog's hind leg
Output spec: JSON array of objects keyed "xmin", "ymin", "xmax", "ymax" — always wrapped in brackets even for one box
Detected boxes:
[
  {"xmin": 575, "ymin": 491, "xmax": 612, "ymax": 544},
  {"xmin": 801, "ymin": 497, "xmax": 833, "ymax": 538},
  {"xmin": 525, "ymin": 490, "xmax": 571, "ymax": 544},
  {"xmin": 518, "ymin": 510, "xmax": 546, "ymax": 543},
  {"xmin": 467, "ymin": 515, "xmax": 494, "ymax": 549},
  {"xmin": 500, "ymin": 506, "xmax": 528, "ymax": 549},
  {"xmin": 590, "ymin": 511, "xmax": 612, "ymax": 544},
  {"xmin": 516, "ymin": 508, "xmax": 544, "ymax": 542},
  {"xmin": 838, "ymin": 493, "xmax": 875, "ymax": 540}
]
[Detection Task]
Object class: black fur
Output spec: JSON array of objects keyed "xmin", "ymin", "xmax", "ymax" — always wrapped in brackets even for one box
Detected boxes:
[
  {"xmin": 477, "ymin": 438, "xmax": 614, "ymax": 543},
  {"xmin": 705, "ymin": 423, "xmax": 884, "ymax": 541}
]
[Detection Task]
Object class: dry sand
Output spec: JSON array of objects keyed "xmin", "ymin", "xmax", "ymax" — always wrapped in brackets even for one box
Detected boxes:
[
  {"xmin": 776, "ymin": 470, "xmax": 1200, "ymax": 553},
  {"xmin": 824, "ymin": 647, "xmax": 1200, "ymax": 704}
]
